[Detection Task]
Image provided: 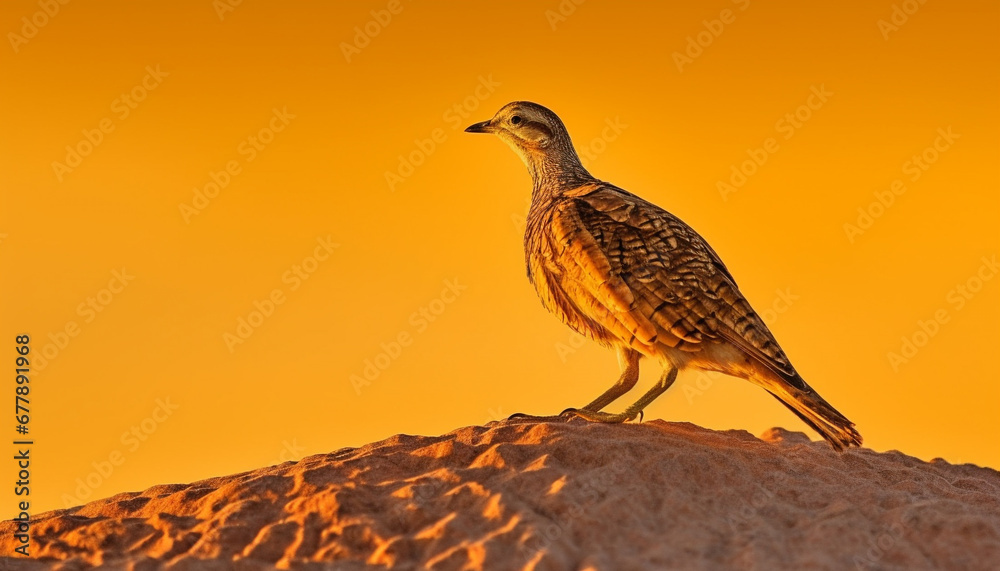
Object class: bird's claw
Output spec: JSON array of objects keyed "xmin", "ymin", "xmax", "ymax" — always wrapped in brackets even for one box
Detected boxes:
[
  {"xmin": 508, "ymin": 408, "xmax": 642, "ymax": 424},
  {"xmin": 506, "ymin": 412, "xmax": 571, "ymax": 423}
]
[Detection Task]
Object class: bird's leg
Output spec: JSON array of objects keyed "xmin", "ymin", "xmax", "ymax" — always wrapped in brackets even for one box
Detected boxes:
[
  {"xmin": 563, "ymin": 365, "xmax": 678, "ymax": 423},
  {"xmin": 507, "ymin": 348, "xmax": 640, "ymax": 422},
  {"xmin": 578, "ymin": 347, "xmax": 640, "ymax": 412}
]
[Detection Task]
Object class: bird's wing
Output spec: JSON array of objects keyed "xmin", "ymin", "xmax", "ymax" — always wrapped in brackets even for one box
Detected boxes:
[{"xmin": 545, "ymin": 183, "xmax": 797, "ymax": 379}]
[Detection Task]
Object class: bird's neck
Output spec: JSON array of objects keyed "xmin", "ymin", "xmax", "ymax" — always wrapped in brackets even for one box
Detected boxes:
[{"xmin": 526, "ymin": 148, "xmax": 595, "ymax": 199}]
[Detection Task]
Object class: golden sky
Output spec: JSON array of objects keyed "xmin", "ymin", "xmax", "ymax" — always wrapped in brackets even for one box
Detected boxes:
[{"xmin": 1, "ymin": 0, "xmax": 998, "ymax": 517}]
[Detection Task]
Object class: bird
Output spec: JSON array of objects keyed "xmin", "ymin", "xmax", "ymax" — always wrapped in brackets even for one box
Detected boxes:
[{"xmin": 465, "ymin": 101, "xmax": 862, "ymax": 451}]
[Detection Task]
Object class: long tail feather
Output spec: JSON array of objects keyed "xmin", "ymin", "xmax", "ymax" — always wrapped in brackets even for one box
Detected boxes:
[{"xmin": 753, "ymin": 369, "xmax": 862, "ymax": 451}]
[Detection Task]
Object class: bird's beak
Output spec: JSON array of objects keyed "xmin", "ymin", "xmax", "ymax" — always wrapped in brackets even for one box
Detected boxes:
[{"xmin": 464, "ymin": 120, "xmax": 494, "ymax": 134}]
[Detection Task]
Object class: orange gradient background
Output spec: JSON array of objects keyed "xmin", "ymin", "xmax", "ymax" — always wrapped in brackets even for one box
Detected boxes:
[{"xmin": 1, "ymin": 0, "xmax": 998, "ymax": 518}]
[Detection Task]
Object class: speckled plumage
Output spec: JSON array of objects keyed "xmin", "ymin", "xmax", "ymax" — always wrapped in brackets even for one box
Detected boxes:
[{"xmin": 467, "ymin": 101, "xmax": 861, "ymax": 450}]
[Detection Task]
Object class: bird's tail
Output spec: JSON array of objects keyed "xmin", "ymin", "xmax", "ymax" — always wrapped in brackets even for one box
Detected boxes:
[{"xmin": 750, "ymin": 367, "xmax": 862, "ymax": 451}]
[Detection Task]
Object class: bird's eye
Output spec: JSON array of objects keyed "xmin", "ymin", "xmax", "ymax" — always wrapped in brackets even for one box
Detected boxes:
[{"xmin": 510, "ymin": 116, "xmax": 522, "ymax": 125}]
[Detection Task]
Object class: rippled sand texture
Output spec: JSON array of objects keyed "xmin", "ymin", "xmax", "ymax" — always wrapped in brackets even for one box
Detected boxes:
[{"xmin": 3, "ymin": 419, "xmax": 999, "ymax": 570}]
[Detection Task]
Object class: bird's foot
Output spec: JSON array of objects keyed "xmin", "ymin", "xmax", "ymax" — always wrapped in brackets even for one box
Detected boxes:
[
  {"xmin": 559, "ymin": 407, "xmax": 640, "ymax": 423},
  {"xmin": 505, "ymin": 412, "xmax": 568, "ymax": 423}
]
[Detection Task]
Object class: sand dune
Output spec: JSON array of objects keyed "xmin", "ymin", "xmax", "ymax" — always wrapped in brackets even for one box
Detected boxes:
[{"xmin": 3, "ymin": 418, "xmax": 999, "ymax": 570}]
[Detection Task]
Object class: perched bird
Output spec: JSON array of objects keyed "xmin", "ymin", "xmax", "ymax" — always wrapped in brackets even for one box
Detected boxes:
[{"xmin": 466, "ymin": 101, "xmax": 862, "ymax": 451}]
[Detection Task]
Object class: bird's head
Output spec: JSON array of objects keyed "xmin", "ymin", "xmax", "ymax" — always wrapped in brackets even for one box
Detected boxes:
[{"xmin": 466, "ymin": 101, "xmax": 590, "ymax": 186}]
